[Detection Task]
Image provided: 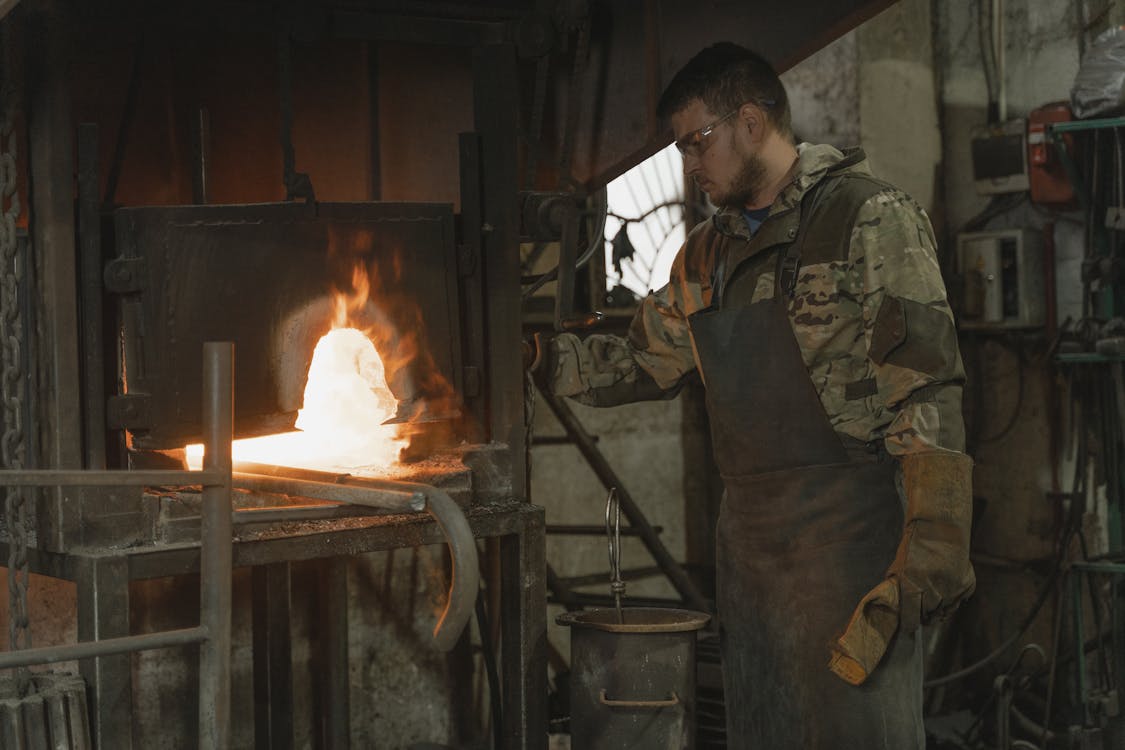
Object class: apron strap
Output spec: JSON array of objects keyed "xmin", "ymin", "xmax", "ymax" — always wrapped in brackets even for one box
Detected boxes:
[{"xmin": 776, "ymin": 174, "xmax": 845, "ymax": 298}]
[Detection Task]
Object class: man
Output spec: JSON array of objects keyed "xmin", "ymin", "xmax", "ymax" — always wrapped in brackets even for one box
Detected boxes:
[{"xmin": 531, "ymin": 43, "xmax": 975, "ymax": 748}]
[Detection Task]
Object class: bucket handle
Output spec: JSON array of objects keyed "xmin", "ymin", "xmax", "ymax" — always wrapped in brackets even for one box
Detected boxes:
[{"xmin": 598, "ymin": 689, "xmax": 680, "ymax": 708}]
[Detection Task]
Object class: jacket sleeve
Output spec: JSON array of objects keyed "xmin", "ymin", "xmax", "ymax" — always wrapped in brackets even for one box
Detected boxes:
[
  {"xmin": 548, "ymin": 251, "xmax": 700, "ymax": 408},
  {"xmin": 855, "ymin": 190, "xmax": 967, "ymax": 456}
]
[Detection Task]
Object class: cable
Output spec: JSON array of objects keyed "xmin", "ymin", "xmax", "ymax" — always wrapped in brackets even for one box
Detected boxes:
[
  {"xmin": 979, "ymin": 340, "xmax": 1025, "ymax": 443},
  {"xmin": 520, "ymin": 187, "xmax": 609, "ymax": 293},
  {"xmin": 923, "ymin": 561, "xmax": 1060, "ymax": 688}
]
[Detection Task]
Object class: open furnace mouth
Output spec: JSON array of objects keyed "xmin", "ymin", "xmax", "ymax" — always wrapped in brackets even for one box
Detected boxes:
[{"xmin": 184, "ymin": 259, "xmax": 446, "ymax": 475}]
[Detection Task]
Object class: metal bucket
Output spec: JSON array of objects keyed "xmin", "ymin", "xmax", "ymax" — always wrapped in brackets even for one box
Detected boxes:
[{"xmin": 558, "ymin": 607, "xmax": 710, "ymax": 750}]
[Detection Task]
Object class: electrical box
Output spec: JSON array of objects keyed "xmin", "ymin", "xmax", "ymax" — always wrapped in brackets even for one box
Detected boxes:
[
  {"xmin": 957, "ymin": 229, "xmax": 1045, "ymax": 329},
  {"xmin": 971, "ymin": 119, "xmax": 1030, "ymax": 195}
]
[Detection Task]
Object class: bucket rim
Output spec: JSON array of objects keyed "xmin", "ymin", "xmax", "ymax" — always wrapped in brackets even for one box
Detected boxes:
[{"xmin": 556, "ymin": 606, "xmax": 711, "ymax": 633}]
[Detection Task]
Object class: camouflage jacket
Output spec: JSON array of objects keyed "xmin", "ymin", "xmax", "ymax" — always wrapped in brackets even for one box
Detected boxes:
[{"xmin": 549, "ymin": 143, "xmax": 966, "ymax": 457}]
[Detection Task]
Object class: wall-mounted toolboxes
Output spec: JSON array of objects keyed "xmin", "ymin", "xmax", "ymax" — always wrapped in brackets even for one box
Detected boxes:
[
  {"xmin": 957, "ymin": 229, "xmax": 1045, "ymax": 329},
  {"xmin": 971, "ymin": 119, "xmax": 1029, "ymax": 195}
]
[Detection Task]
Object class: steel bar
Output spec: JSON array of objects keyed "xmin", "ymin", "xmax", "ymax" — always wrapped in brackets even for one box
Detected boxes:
[
  {"xmin": 501, "ymin": 505, "xmax": 547, "ymax": 750},
  {"xmin": 424, "ymin": 488, "xmax": 480, "ymax": 652},
  {"xmin": 233, "ymin": 504, "xmax": 381, "ymax": 525},
  {"xmin": 77, "ymin": 123, "xmax": 106, "ymax": 470},
  {"xmin": 322, "ymin": 557, "xmax": 351, "ymax": 750},
  {"xmin": 28, "ymin": 1, "xmax": 83, "ymax": 553},
  {"xmin": 199, "ymin": 342, "xmax": 233, "ymax": 750},
  {"xmin": 458, "ymin": 132, "xmax": 488, "ymax": 442},
  {"xmin": 539, "ymin": 387, "xmax": 711, "ymax": 613},
  {"xmin": 77, "ymin": 555, "xmax": 133, "ymax": 749},
  {"xmin": 0, "ymin": 469, "xmax": 223, "ymax": 486},
  {"xmin": 252, "ymin": 563, "xmax": 293, "ymax": 750},
  {"xmin": 473, "ymin": 44, "xmax": 526, "ymax": 494},
  {"xmin": 0, "ymin": 627, "xmax": 207, "ymax": 670},
  {"xmin": 233, "ymin": 472, "xmax": 423, "ymax": 512}
]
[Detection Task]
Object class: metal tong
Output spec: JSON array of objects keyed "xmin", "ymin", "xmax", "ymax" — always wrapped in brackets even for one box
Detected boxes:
[{"xmin": 604, "ymin": 487, "xmax": 625, "ymax": 624}]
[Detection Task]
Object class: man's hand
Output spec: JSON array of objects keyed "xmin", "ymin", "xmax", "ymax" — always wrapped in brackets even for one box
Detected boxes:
[{"xmin": 830, "ymin": 451, "xmax": 975, "ymax": 685}]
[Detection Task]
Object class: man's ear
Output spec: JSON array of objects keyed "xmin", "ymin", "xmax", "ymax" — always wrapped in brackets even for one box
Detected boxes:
[{"xmin": 739, "ymin": 102, "xmax": 764, "ymax": 136}]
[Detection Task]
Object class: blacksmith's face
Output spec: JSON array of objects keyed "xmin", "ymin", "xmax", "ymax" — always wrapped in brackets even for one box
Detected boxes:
[{"xmin": 671, "ymin": 99, "xmax": 767, "ymax": 209}]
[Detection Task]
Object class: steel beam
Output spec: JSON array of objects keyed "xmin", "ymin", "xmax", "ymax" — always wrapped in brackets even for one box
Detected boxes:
[
  {"xmin": 252, "ymin": 563, "xmax": 294, "ymax": 750},
  {"xmin": 76, "ymin": 124, "xmax": 106, "ymax": 470},
  {"xmin": 27, "ymin": 0, "xmax": 83, "ymax": 551},
  {"xmin": 473, "ymin": 45, "xmax": 526, "ymax": 498},
  {"xmin": 76, "ymin": 555, "xmax": 133, "ymax": 750},
  {"xmin": 501, "ymin": 506, "xmax": 546, "ymax": 750},
  {"xmin": 320, "ymin": 557, "xmax": 350, "ymax": 750}
]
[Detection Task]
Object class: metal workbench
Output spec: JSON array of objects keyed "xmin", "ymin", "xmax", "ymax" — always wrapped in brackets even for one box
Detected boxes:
[{"xmin": 5, "ymin": 501, "xmax": 546, "ymax": 750}]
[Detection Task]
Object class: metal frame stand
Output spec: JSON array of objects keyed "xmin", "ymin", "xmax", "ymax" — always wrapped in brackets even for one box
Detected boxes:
[
  {"xmin": 0, "ymin": 341, "xmax": 235, "ymax": 750},
  {"xmin": 6, "ymin": 502, "xmax": 545, "ymax": 750}
]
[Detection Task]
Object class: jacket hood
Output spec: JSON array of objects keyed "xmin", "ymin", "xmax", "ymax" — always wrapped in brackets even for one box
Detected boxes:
[{"xmin": 710, "ymin": 143, "xmax": 871, "ymax": 238}]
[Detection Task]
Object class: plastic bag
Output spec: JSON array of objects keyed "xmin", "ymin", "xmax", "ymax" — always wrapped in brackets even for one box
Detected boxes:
[{"xmin": 1072, "ymin": 26, "xmax": 1125, "ymax": 119}]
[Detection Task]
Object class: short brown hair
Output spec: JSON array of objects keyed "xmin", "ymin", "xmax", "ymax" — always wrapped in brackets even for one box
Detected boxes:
[{"xmin": 657, "ymin": 43, "xmax": 792, "ymax": 138}]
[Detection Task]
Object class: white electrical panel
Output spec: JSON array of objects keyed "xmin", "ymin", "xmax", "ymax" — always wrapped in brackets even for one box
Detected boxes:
[{"xmin": 957, "ymin": 229, "xmax": 1045, "ymax": 329}]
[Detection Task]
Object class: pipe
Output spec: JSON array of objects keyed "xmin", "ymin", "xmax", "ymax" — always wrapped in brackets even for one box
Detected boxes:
[
  {"xmin": 199, "ymin": 341, "xmax": 233, "ymax": 750},
  {"xmin": 0, "ymin": 627, "xmax": 208, "ymax": 670},
  {"xmin": 338, "ymin": 482, "xmax": 478, "ymax": 652},
  {"xmin": 0, "ymin": 468, "xmax": 224, "ymax": 486},
  {"xmin": 421, "ymin": 486, "xmax": 479, "ymax": 652}
]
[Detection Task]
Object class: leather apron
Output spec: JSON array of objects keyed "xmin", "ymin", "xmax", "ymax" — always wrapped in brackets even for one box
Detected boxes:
[{"xmin": 687, "ymin": 248, "xmax": 924, "ymax": 749}]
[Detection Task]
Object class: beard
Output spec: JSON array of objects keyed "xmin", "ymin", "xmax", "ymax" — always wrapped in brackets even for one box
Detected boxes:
[{"xmin": 709, "ymin": 141, "xmax": 769, "ymax": 209}]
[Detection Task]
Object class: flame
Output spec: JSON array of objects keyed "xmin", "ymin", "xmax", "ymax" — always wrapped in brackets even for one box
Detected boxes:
[{"xmin": 186, "ymin": 254, "xmax": 409, "ymax": 472}]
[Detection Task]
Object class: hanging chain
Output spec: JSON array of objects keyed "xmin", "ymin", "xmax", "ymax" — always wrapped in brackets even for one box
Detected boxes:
[{"xmin": 0, "ymin": 56, "xmax": 31, "ymax": 691}]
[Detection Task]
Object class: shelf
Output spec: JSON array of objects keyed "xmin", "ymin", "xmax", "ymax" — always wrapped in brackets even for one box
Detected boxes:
[{"xmin": 1047, "ymin": 116, "xmax": 1125, "ymax": 134}]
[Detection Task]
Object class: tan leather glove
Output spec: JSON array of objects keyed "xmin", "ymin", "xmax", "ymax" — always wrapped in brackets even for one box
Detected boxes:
[{"xmin": 829, "ymin": 451, "xmax": 976, "ymax": 685}]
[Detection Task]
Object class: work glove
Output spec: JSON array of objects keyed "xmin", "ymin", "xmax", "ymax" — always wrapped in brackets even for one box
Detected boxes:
[{"xmin": 829, "ymin": 451, "xmax": 976, "ymax": 686}]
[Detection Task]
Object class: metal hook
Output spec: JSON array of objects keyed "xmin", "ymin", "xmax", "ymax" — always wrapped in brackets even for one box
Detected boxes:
[{"xmin": 604, "ymin": 487, "xmax": 624, "ymax": 623}]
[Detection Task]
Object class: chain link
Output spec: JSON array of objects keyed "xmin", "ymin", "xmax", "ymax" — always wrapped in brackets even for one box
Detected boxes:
[{"xmin": 0, "ymin": 55, "xmax": 31, "ymax": 692}]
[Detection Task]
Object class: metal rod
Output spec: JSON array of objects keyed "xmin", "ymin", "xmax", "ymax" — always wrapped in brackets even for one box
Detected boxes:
[
  {"xmin": 0, "ymin": 627, "xmax": 207, "ymax": 670},
  {"xmin": 233, "ymin": 472, "xmax": 423, "ymax": 512},
  {"xmin": 199, "ymin": 342, "xmax": 233, "ymax": 750},
  {"xmin": 0, "ymin": 469, "xmax": 223, "ymax": 486},
  {"xmin": 422, "ymin": 488, "xmax": 480, "ymax": 652},
  {"xmin": 233, "ymin": 504, "xmax": 382, "ymax": 525},
  {"xmin": 539, "ymin": 387, "xmax": 711, "ymax": 613}
]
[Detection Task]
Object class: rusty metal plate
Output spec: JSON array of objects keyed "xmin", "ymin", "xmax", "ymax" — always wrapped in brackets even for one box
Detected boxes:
[{"xmin": 112, "ymin": 201, "xmax": 461, "ymax": 449}]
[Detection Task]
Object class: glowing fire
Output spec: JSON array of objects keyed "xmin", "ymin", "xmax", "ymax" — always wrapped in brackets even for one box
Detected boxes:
[{"xmin": 186, "ymin": 258, "xmax": 408, "ymax": 472}]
